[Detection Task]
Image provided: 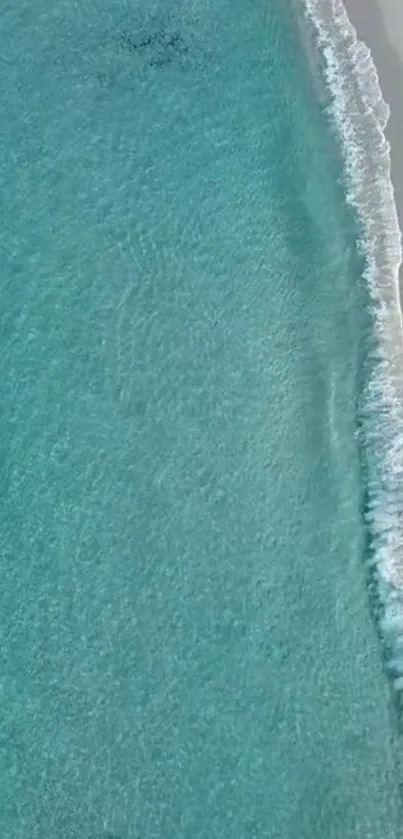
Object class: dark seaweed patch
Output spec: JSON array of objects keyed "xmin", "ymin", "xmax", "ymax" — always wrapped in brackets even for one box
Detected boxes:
[
  {"xmin": 117, "ymin": 27, "xmax": 189, "ymax": 69},
  {"xmin": 118, "ymin": 31, "xmax": 154, "ymax": 52}
]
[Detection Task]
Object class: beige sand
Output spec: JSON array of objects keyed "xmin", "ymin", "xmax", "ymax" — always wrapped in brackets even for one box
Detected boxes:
[{"xmin": 370, "ymin": 0, "xmax": 403, "ymax": 58}]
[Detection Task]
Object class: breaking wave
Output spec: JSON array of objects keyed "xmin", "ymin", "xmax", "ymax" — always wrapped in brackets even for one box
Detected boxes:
[{"xmin": 303, "ymin": 0, "xmax": 403, "ymax": 707}]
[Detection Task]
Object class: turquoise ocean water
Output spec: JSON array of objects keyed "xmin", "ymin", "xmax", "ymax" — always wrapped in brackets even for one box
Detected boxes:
[{"xmin": 1, "ymin": 0, "xmax": 403, "ymax": 836}]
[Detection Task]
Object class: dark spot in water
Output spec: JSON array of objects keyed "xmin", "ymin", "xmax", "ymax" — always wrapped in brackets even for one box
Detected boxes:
[
  {"xmin": 118, "ymin": 26, "xmax": 189, "ymax": 69},
  {"xmin": 119, "ymin": 30, "xmax": 154, "ymax": 52}
]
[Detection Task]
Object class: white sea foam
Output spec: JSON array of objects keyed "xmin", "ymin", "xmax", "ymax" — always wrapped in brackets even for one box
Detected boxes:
[{"xmin": 303, "ymin": 0, "xmax": 403, "ymax": 683}]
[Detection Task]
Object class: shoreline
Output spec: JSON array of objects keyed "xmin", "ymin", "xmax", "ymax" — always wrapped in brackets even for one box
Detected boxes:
[
  {"xmin": 301, "ymin": 0, "xmax": 403, "ymax": 721},
  {"xmin": 343, "ymin": 0, "xmax": 403, "ymax": 289}
]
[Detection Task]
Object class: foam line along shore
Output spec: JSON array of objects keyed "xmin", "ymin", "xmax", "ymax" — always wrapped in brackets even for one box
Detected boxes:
[{"xmin": 302, "ymin": 0, "xmax": 403, "ymax": 714}]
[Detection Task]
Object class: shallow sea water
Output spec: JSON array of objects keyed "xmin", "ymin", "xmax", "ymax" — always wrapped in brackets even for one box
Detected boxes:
[{"xmin": 0, "ymin": 1, "xmax": 402, "ymax": 837}]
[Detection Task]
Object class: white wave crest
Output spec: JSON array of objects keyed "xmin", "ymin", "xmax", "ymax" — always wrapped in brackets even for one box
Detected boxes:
[{"xmin": 303, "ymin": 0, "xmax": 403, "ymax": 672}]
